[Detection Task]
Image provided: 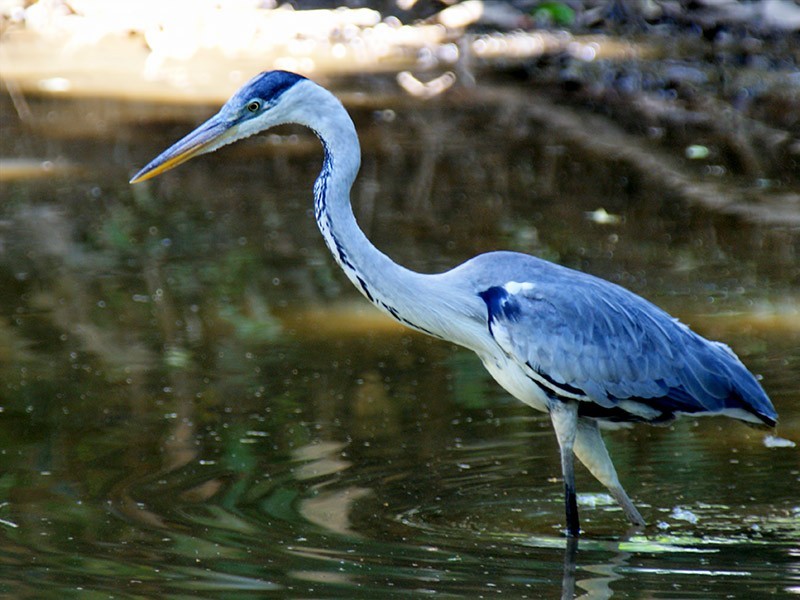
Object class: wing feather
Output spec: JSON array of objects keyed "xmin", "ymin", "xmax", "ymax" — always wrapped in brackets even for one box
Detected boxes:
[{"xmin": 475, "ymin": 256, "xmax": 776, "ymax": 427}]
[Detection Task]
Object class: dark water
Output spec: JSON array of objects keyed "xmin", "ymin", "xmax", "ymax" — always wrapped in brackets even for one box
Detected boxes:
[{"xmin": 0, "ymin": 82, "xmax": 798, "ymax": 598}]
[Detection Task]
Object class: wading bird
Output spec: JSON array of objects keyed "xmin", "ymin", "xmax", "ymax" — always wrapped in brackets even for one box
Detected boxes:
[{"xmin": 131, "ymin": 71, "xmax": 777, "ymax": 536}]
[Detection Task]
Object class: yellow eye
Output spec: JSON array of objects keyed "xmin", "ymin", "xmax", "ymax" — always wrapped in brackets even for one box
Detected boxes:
[{"xmin": 247, "ymin": 100, "xmax": 261, "ymax": 113}]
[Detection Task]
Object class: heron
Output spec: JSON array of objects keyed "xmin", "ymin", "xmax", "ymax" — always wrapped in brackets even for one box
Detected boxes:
[{"xmin": 130, "ymin": 70, "xmax": 778, "ymax": 536}]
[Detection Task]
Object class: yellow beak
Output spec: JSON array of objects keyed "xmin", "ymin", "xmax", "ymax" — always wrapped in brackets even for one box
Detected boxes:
[{"xmin": 129, "ymin": 114, "xmax": 232, "ymax": 184}]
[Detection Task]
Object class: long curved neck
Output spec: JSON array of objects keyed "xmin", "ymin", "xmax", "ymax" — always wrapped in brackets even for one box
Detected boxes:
[{"xmin": 295, "ymin": 83, "xmax": 476, "ymax": 341}]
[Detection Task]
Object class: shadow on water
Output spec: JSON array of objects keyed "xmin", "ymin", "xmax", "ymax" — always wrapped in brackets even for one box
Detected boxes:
[{"xmin": 0, "ymin": 80, "xmax": 798, "ymax": 598}]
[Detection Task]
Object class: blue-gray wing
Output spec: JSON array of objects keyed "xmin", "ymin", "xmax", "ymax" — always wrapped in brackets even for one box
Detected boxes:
[{"xmin": 477, "ymin": 264, "xmax": 776, "ymax": 427}]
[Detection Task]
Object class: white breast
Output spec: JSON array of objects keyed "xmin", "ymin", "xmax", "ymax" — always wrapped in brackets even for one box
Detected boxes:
[{"xmin": 478, "ymin": 351, "xmax": 550, "ymax": 414}]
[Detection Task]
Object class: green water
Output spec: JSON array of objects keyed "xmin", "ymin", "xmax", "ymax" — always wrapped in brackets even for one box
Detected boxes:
[{"xmin": 0, "ymin": 83, "xmax": 798, "ymax": 598}]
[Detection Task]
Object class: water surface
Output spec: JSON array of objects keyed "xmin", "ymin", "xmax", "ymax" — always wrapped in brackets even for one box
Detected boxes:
[{"xmin": 0, "ymin": 81, "xmax": 798, "ymax": 598}]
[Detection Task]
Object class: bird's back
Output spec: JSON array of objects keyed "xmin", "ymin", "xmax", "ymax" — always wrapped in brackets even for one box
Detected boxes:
[{"xmin": 448, "ymin": 251, "xmax": 777, "ymax": 427}]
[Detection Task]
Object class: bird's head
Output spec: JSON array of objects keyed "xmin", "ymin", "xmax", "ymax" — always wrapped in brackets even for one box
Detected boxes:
[{"xmin": 130, "ymin": 70, "xmax": 309, "ymax": 184}]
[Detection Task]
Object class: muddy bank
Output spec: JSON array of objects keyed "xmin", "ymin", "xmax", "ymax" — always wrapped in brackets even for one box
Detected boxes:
[{"xmin": 2, "ymin": 1, "xmax": 799, "ymax": 226}]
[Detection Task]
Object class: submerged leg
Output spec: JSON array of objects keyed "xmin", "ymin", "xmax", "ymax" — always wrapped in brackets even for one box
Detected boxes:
[
  {"xmin": 561, "ymin": 536, "xmax": 578, "ymax": 600},
  {"xmin": 549, "ymin": 399, "xmax": 580, "ymax": 537},
  {"xmin": 573, "ymin": 418, "xmax": 645, "ymax": 527}
]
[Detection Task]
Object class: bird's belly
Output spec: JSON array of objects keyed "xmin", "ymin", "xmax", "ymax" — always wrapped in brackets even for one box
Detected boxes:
[{"xmin": 478, "ymin": 352, "xmax": 550, "ymax": 414}]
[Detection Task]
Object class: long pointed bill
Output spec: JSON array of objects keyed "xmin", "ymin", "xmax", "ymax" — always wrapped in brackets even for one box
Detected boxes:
[{"xmin": 129, "ymin": 113, "xmax": 234, "ymax": 184}]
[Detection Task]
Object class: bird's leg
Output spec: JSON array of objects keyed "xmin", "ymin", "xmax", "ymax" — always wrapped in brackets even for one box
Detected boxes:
[
  {"xmin": 560, "ymin": 536, "xmax": 578, "ymax": 600},
  {"xmin": 574, "ymin": 418, "xmax": 645, "ymax": 527},
  {"xmin": 549, "ymin": 399, "xmax": 580, "ymax": 537}
]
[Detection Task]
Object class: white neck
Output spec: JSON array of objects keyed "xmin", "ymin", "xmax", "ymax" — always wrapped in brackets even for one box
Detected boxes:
[{"xmin": 286, "ymin": 81, "xmax": 484, "ymax": 344}]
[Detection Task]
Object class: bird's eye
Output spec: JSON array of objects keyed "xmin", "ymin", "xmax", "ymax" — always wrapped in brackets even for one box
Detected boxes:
[{"xmin": 246, "ymin": 100, "xmax": 261, "ymax": 113}]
